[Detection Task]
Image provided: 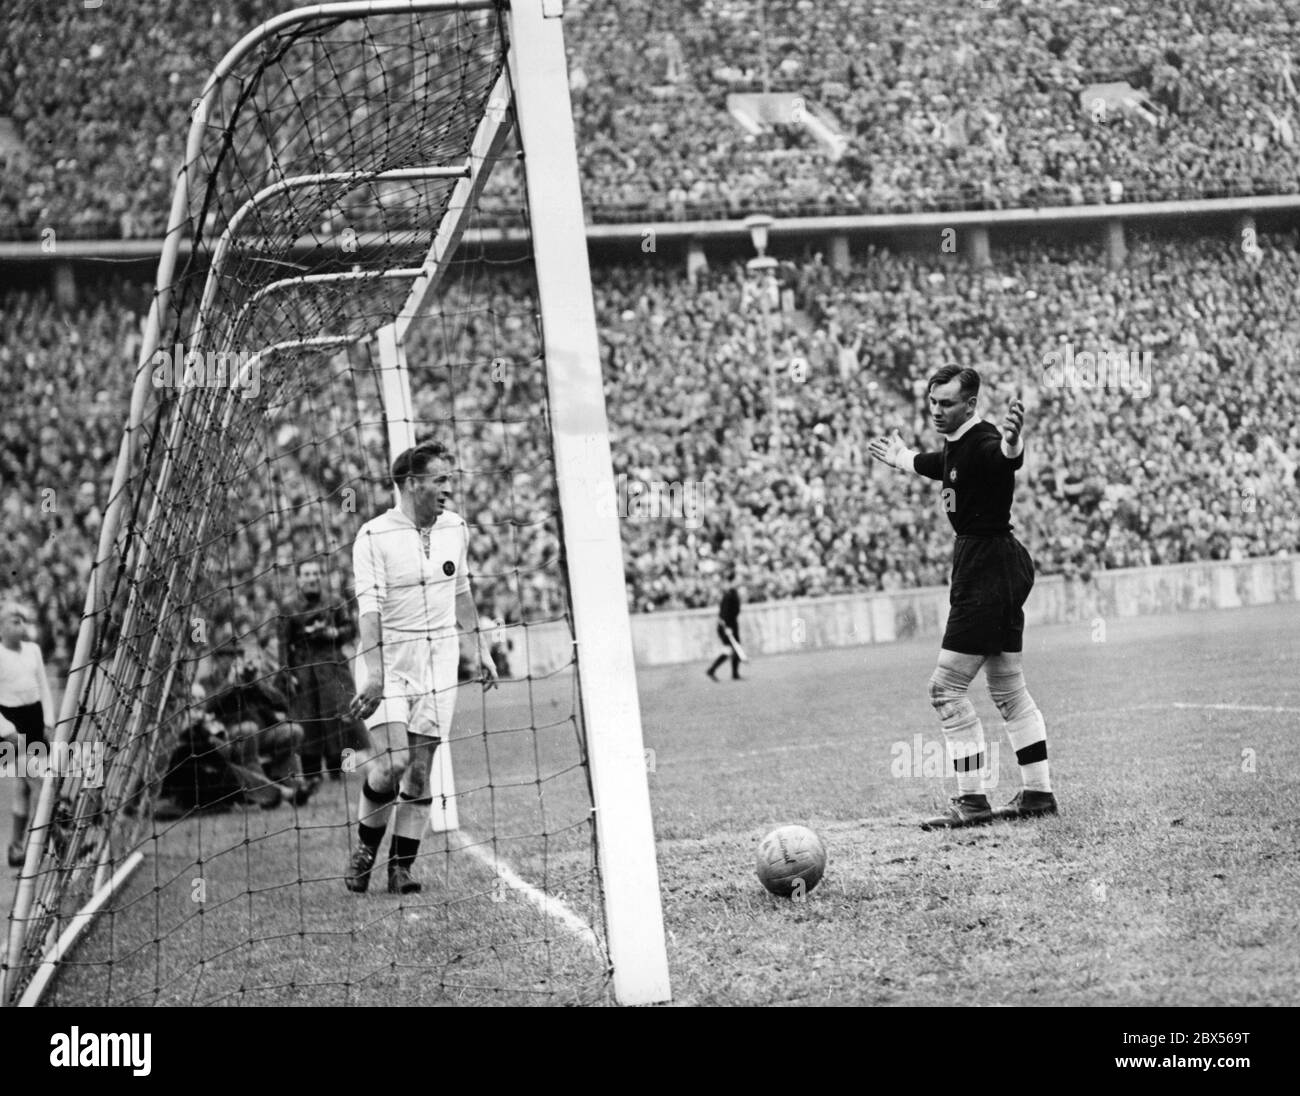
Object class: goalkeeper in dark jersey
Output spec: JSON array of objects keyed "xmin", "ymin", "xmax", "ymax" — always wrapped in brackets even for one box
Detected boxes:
[{"xmin": 869, "ymin": 365, "xmax": 1056, "ymax": 830}]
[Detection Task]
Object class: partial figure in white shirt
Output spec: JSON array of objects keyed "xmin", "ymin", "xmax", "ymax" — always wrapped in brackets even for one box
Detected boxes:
[
  {"xmin": 343, "ymin": 441, "xmax": 497, "ymax": 896},
  {"xmin": 0, "ymin": 598, "xmax": 56, "ymax": 868}
]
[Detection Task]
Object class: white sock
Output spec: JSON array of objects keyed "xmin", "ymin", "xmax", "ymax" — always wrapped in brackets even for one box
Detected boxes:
[
  {"xmin": 988, "ymin": 667, "xmax": 1052, "ymax": 793},
  {"xmin": 1005, "ymin": 709, "xmax": 1051, "ymax": 793},
  {"xmin": 930, "ymin": 665, "xmax": 987, "ymax": 798}
]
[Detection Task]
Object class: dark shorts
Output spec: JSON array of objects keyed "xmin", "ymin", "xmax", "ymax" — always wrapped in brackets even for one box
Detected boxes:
[
  {"xmin": 942, "ymin": 535, "xmax": 1035, "ymax": 656},
  {"xmin": 0, "ymin": 701, "xmax": 46, "ymax": 745},
  {"xmin": 717, "ymin": 622, "xmax": 740, "ymax": 648}
]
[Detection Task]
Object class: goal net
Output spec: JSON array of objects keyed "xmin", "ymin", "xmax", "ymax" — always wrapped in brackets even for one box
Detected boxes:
[{"xmin": 3, "ymin": 0, "xmax": 667, "ymax": 1007}]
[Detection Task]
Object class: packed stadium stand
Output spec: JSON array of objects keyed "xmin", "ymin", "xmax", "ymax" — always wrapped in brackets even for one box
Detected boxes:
[
  {"xmin": 4, "ymin": 0, "xmax": 1300, "ymax": 238},
  {"xmin": 5, "ymin": 232, "xmax": 1300, "ymax": 670}
]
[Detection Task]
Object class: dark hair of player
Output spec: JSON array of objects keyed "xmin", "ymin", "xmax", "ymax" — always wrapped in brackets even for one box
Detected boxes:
[
  {"xmin": 927, "ymin": 364, "xmax": 981, "ymax": 401},
  {"xmin": 390, "ymin": 440, "xmax": 453, "ymax": 488}
]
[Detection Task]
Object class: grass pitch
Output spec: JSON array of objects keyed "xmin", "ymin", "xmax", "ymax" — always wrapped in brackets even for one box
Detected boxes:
[
  {"xmin": 41, "ymin": 602, "xmax": 1300, "ymax": 1006},
  {"xmin": 647, "ymin": 602, "xmax": 1300, "ymax": 1006}
]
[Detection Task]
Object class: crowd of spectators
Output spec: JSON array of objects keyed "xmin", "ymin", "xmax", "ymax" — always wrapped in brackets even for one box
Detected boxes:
[
  {"xmin": 5, "ymin": 231, "xmax": 1300, "ymax": 672},
  {"xmin": 7, "ymin": 1, "xmax": 1300, "ymax": 238},
  {"xmin": 596, "ymin": 233, "xmax": 1300, "ymax": 609},
  {"xmin": 0, "ymin": 290, "xmax": 141, "ymax": 667}
]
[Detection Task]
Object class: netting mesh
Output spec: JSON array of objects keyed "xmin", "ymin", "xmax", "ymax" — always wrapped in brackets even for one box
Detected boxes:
[{"xmin": 5, "ymin": 2, "xmax": 612, "ymax": 1006}]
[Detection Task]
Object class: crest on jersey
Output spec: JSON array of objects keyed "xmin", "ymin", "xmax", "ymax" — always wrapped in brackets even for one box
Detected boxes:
[
  {"xmin": 950, "ymin": 469, "xmax": 958, "ymax": 483},
  {"xmin": 443, "ymin": 560, "xmax": 456, "ymax": 576}
]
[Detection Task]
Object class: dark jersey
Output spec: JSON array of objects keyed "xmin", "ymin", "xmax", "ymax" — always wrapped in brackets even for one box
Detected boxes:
[
  {"xmin": 719, "ymin": 588, "xmax": 741, "ymax": 631},
  {"xmin": 280, "ymin": 598, "xmax": 357, "ymax": 671},
  {"xmin": 913, "ymin": 421, "xmax": 1023, "ymax": 537}
]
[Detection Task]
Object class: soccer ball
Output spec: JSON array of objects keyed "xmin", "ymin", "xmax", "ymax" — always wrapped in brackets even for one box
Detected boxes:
[{"xmin": 755, "ymin": 825, "xmax": 827, "ymax": 898}]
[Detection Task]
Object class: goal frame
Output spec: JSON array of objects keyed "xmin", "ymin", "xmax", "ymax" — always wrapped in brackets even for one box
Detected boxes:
[{"xmin": 4, "ymin": 0, "xmax": 670, "ymax": 1008}]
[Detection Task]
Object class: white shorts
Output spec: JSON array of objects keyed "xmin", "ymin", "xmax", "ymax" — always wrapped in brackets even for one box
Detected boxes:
[{"xmin": 360, "ymin": 634, "xmax": 461, "ymax": 739}]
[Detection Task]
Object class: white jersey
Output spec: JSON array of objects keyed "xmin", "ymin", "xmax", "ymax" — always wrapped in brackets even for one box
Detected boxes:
[
  {"xmin": 352, "ymin": 506, "xmax": 471, "ymax": 694},
  {"xmin": 0, "ymin": 640, "xmax": 55, "ymax": 714}
]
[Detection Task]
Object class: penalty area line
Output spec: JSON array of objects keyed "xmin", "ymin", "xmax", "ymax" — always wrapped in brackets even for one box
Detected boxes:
[{"xmin": 446, "ymin": 829, "xmax": 602, "ymax": 955}]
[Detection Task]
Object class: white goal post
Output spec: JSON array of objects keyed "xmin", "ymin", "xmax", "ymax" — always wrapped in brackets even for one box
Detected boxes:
[
  {"xmin": 4, "ymin": 0, "xmax": 670, "ymax": 1008},
  {"xmin": 506, "ymin": 0, "xmax": 670, "ymax": 1006}
]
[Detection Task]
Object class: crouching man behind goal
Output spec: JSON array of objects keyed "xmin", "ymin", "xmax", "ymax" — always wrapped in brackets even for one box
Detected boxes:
[
  {"xmin": 345, "ymin": 441, "xmax": 498, "ymax": 894},
  {"xmin": 869, "ymin": 365, "xmax": 1056, "ymax": 830}
]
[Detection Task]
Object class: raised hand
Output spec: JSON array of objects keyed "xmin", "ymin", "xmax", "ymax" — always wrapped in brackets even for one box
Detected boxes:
[{"xmin": 1002, "ymin": 399, "xmax": 1025, "ymax": 448}]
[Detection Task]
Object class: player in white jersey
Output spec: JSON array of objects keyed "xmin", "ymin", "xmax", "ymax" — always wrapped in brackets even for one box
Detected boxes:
[
  {"xmin": 343, "ymin": 441, "xmax": 498, "ymax": 894},
  {"xmin": 1, "ymin": 598, "xmax": 56, "ymax": 867}
]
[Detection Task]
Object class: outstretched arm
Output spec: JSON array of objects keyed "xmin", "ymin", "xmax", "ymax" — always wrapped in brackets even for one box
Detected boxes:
[
  {"xmin": 869, "ymin": 430, "xmax": 943, "ymax": 481},
  {"xmin": 867, "ymin": 429, "xmax": 916, "ymax": 472}
]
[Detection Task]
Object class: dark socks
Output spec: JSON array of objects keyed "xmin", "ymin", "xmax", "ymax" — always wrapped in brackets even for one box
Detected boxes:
[
  {"xmin": 390, "ymin": 834, "xmax": 420, "ymax": 870},
  {"xmin": 358, "ymin": 822, "xmax": 385, "ymax": 852}
]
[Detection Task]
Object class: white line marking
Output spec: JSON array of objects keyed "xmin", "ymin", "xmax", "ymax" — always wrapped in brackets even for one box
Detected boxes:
[
  {"xmin": 655, "ymin": 701, "xmax": 1299, "ymax": 771},
  {"xmin": 661, "ymin": 739, "xmax": 846, "ymax": 766},
  {"xmin": 1056, "ymin": 702, "xmax": 1300, "ymax": 718},
  {"xmin": 486, "ymin": 739, "xmax": 848, "ymax": 782},
  {"xmin": 446, "ymin": 829, "xmax": 602, "ymax": 955},
  {"xmin": 1170, "ymin": 702, "xmax": 1300, "ymax": 714}
]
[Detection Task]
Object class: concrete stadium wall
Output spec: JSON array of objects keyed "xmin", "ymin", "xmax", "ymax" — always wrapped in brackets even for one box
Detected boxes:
[{"xmin": 508, "ymin": 554, "xmax": 1300, "ymax": 675}]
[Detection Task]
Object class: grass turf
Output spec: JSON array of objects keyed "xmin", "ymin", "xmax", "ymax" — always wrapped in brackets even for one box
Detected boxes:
[
  {"xmin": 39, "ymin": 601, "xmax": 1300, "ymax": 1005},
  {"xmin": 648, "ymin": 601, "xmax": 1300, "ymax": 1006}
]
